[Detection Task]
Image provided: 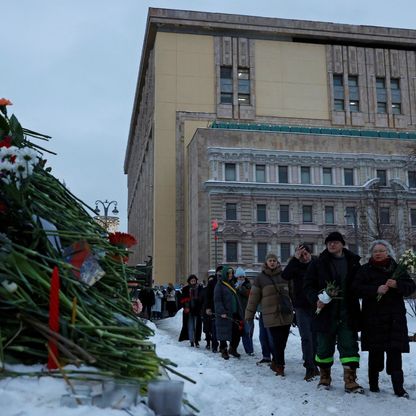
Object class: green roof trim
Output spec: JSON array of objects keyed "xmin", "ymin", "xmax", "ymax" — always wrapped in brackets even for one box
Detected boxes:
[{"xmin": 210, "ymin": 121, "xmax": 416, "ymax": 140}]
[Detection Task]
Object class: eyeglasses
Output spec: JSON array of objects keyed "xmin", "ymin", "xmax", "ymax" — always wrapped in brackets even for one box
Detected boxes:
[{"xmin": 373, "ymin": 249, "xmax": 387, "ymax": 254}]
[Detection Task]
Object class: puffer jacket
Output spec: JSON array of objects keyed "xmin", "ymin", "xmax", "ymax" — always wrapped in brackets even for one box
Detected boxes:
[{"xmin": 245, "ymin": 263, "xmax": 293, "ymax": 328}]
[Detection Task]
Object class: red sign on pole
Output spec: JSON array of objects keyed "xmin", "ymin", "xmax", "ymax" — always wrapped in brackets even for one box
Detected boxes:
[{"xmin": 211, "ymin": 219, "xmax": 218, "ymax": 231}]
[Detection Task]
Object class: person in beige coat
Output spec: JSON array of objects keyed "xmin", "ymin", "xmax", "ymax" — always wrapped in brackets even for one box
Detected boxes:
[{"xmin": 245, "ymin": 252, "xmax": 293, "ymax": 376}]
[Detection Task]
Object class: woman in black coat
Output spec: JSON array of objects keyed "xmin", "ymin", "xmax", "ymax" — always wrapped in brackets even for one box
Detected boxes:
[
  {"xmin": 178, "ymin": 275, "xmax": 203, "ymax": 347},
  {"xmin": 214, "ymin": 266, "xmax": 243, "ymax": 360},
  {"xmin": 353, "ymin": 240, "xmax": 416, "ymax": 398}
]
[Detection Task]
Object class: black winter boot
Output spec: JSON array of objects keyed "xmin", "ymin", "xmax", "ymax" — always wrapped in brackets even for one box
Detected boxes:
[
  {"xmin": 391, "ymin": 370, "xmax": 409, "ymax": 398},
  {"xmin": 369, "ymin": 368, "xmax": 380, "ymax": 392}
]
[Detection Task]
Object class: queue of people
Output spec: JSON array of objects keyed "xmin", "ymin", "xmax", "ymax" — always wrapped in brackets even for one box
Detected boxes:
[{"xmin": 175, "ymin": 230, "xmax": 416, "ymax": 399}]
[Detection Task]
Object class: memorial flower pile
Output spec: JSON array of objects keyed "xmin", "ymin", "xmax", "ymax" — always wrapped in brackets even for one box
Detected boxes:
[{"xmin": 0, "ymin": 99, "xmax": 180, "ymax": 385}]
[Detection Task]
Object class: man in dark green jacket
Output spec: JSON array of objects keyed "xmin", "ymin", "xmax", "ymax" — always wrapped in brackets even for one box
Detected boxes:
[{"xmin": 304, "ymin": 231, "xmax": 363, "ymax": 393}]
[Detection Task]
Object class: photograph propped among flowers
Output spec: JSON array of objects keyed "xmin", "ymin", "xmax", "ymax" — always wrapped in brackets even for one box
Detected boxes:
[{"xmin": 0, "ymin": 98, "xmax": 174, "ymax": 384}]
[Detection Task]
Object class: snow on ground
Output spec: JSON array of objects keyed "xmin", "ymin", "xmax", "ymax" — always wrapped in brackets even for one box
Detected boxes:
[
  {"xmin": 1, "ymin": 309, "xmax": 415, "ymax": 416},
  {"xmin": 153, "ymin": 311, "xmax": 416, "ymax": 416}
]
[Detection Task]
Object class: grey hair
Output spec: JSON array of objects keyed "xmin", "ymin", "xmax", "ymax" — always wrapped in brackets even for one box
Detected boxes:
[{"xmin": 368, "ymin": 239, "xmax": 396, "ymax": 259}]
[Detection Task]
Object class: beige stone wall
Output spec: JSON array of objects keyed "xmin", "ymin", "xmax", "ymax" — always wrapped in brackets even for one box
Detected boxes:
[
  {"xmin": 153, "ymin": 32, "xmax": 215, "ymax": 283},
  {"xmin": 255, "ymin": 40, "xmax": 329, "ymax": 120}
]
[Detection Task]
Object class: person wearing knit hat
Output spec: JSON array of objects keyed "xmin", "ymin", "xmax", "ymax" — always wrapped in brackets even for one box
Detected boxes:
[
  {"xmin": 324, "ymin": 231, "xmax": 346, "ymax": 246},
  {"xmin": 245, "ymin": 251, "xmax": 293, "ymax": 376},
  {"xmin": 265, "ymin": 252, "xmax": 278, "ymax": 261},
  {"xmin": 304, "ymin": 231, "xmax": 363, "ymax": 393}
]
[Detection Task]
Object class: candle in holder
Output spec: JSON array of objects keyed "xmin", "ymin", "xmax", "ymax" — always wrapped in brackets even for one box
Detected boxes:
[{"xmin": 147, "ymin": 380, "xmax": 184, "ymax": 416}]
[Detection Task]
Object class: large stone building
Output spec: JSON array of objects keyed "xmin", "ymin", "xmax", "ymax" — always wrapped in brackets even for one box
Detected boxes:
[{"xmin": 124, "ymin": 8, "xmax": 416, "ymax": 283}]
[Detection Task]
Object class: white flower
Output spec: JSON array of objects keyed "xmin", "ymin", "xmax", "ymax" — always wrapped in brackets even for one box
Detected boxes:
[{"xmin": 2, "ymin": 280, "xmax": 18, "ymax": 293}]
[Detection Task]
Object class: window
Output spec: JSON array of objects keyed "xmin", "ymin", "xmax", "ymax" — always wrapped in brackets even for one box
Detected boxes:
[
  {"xmin": 280, "ymin": 243, "xmax": 291, "ymax": 263},
  {"xmin": 325, "ymin": 206, "xmax": 335, "ymax": 224},
  {"xmin": 255, "ymin": 164, "xmax": 266, "ymax": 182},
  {"xmin": 279, "ymin": 205, "xmax": 289, "ymax": 223},
  {"xmin": 301, "ymin": 166, "xmax": 311, "ymax": 184},
  {"xmin": 391, "ymin": 78, "xmax": 401, "ymax": 114},
  {"xmin": 237, "ymin": 68, "xmax": 250, "ymax": 105},
  {"xmin": 278, "ymin": 166, "xmax": 288, "ymax": 183},
  {"xmin": 302, "ymin": 205, "xmax": 313, "ymax": 223},
  {"xmin": 377, "ymin": 169, "xmax": 387, "ymax": 186},
  {"xmin": 257, "ymin": 204, "xmax": 267, "ymax": 222},
  {"xmin": 226, "ymin": 241, "xmax": 238, "ymax": 263},
  {"xmin": 410, "ymin": 209, "xmax": 416, "ymax": 226},
  {"xmin": 345, "ymin": 207, "xmax": 356, "ymax": 225},
  {"xmin": 333, "ymin": 74, "xmax": 344, "ymax": 111},
  {"xmin": 220, "ymin": 66, "xmax": 233, "ymax": 104},
  {"xmin": 349, "ymin": 100, "xmax": 359, "ymax": 112},
  {"xmin": 323, "ymin": 167, "xmax": 333, "ymax": 185},
  {"xmin": 376, "ymin": 77, "xmax": 387, "ymax": 113},
  {"xmin": 409, "ymin": 171, "xmax": 416, "ymax": 188},
  {"xmin": 344, "ymin": 168, "xmax": 354, "ymax": 186},
  {"xmin": 348, "ymin": 76, "xmax": 359, "ymax": 112},
  {"xmin": 392, "ymin": 103, "xmax": 401, "ymax": 115},
  {"xmin": 257, "ymin": 242, "xmax": 268, "ymax": 263},
  {"xmin": 380, "ymin": 207, "xmax": 390, "ymax": 224},
  {"xmin": 225, "ymin": 203, "xmax": 237, "ymax": 221},
  {"xmin": 225, "ymin": 163, "xmax": 236, "ymax": 181}
]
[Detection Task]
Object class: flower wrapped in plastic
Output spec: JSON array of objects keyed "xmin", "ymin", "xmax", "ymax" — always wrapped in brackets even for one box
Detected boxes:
[
  {"xmin": 377, "ymin": 249, "xmax": 416, "ymax": 301},
  {"xmin": 316, "ymin": 281, "xmax": 342, "ymax": 314}
]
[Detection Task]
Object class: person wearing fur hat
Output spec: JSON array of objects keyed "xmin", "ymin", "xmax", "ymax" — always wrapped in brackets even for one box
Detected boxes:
[
  {"xmin": 282, "ymin": 243, "xmax": 319, "ymax": 381},
  {"xmin": 214, "ymin": 266, "xmax": 244, "ymax": 360},
  {"xmin": 304, "ymin": 231, "xmax": 363, "ymax": 393},
  {"xmin": 245, "ymin": 253, "xmax": 293, "ymax": 376},
  {"xmin": 179, "ymin": 274, "xmax": 203, "ymax": 347}
]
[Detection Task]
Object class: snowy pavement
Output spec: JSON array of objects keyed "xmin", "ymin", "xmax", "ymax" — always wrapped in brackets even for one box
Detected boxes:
[{"xmin": 1, "ymin": 311, "xmax": 415, "ymax": 415}]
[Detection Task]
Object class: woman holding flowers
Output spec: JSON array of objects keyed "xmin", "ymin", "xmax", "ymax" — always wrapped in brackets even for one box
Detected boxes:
[{"xmin": 353, "ymin": 240, "xmax": 416, "ymax": 398}]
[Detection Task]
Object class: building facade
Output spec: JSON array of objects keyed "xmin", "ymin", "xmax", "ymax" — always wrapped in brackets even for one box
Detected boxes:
[{"xmin": 125, "ymin": 8, "xmax": 416, "ymax": 283}]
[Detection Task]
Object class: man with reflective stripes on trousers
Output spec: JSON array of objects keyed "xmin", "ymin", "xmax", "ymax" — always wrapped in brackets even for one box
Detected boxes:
[{"xmin": 303, "ymin": 231, "xmax": 364, "ymax": 393}]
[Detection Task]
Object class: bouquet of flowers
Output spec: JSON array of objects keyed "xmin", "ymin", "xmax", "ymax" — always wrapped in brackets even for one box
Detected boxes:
[
  {"xmin": 377, "ymin": 249, "xmax": 416, "ymax": 301},
  {"xmin": 316, "ymin": 281, "xmax": 342, "ymax": 314}
]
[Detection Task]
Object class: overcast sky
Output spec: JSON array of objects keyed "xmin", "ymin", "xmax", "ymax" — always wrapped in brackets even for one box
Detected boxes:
[{"xmin": 3, "ymin": 0, "xmax": 416, "ymax": 233}]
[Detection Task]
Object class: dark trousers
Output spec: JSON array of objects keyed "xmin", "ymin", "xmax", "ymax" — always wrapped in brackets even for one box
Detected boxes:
[
  {"xmin": 316, "ymin": 320, "xmax": 360, "ymax": 368},
  {"xmin": 295, "ymin": 307, "xmax": 317, "ymax": 370},
  {"xmin": 368, "ymin": 349, "xmax": 405, "ymax": 395},
  {"xmin": 368, "ymin": 349, "xmax": 402, "ymax": 375},
  {"xmin": 220, "ymin": 318, "xmax": 241, "ymax": 351},
  {"xmin": 259, "ymin": 313, "xmax": 274, "ymax": 359},
  {"xmin": 268, "ymin": 325, "xmax": 290, "ymax": 366}
]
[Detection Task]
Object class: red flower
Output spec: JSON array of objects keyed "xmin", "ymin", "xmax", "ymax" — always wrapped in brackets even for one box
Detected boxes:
[
  {"xmin": 0, "ymin": 136, "xmax": 12, "ymax": 148},
  {"xmin": 108, "ymin": 232, "xmax": 137, "ymax": 249},
  {"xmin": 0, "ymin": 98, "xmax": 12, "ymax": 106}
]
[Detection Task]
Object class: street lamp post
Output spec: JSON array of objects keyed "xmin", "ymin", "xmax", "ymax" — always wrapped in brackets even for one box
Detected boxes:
[
  {"xmin": 94, "ymin": 199, "xmax": 119, "ymax": 232},
  {"xmin": 211, "ymin": 219, "xmax": 219, "ymax": 268}
]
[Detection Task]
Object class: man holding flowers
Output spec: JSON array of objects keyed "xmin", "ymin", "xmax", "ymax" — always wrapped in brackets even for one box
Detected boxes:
[{"xmin": 304, "ymin": 231, "xmax": 363, "ymax": 393}]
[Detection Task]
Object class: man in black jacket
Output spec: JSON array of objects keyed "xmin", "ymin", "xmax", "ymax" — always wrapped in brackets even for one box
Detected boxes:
[
  {"xmin": 304, "ymin": 232, "xmax": 363, "ymax": 393},
  {"xmin": 282, "ymin": 243, "xmax": 319, "ymax": 381}
]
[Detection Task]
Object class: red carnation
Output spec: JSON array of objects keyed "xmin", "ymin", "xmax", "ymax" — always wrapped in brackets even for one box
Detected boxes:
[
  {"xmin": 108, "ymin": 232, "xmax": 137, "ymax": 249},
  {"xmin": 0, "ymin": 136, "xmax": 12, "ymax": 148}
]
